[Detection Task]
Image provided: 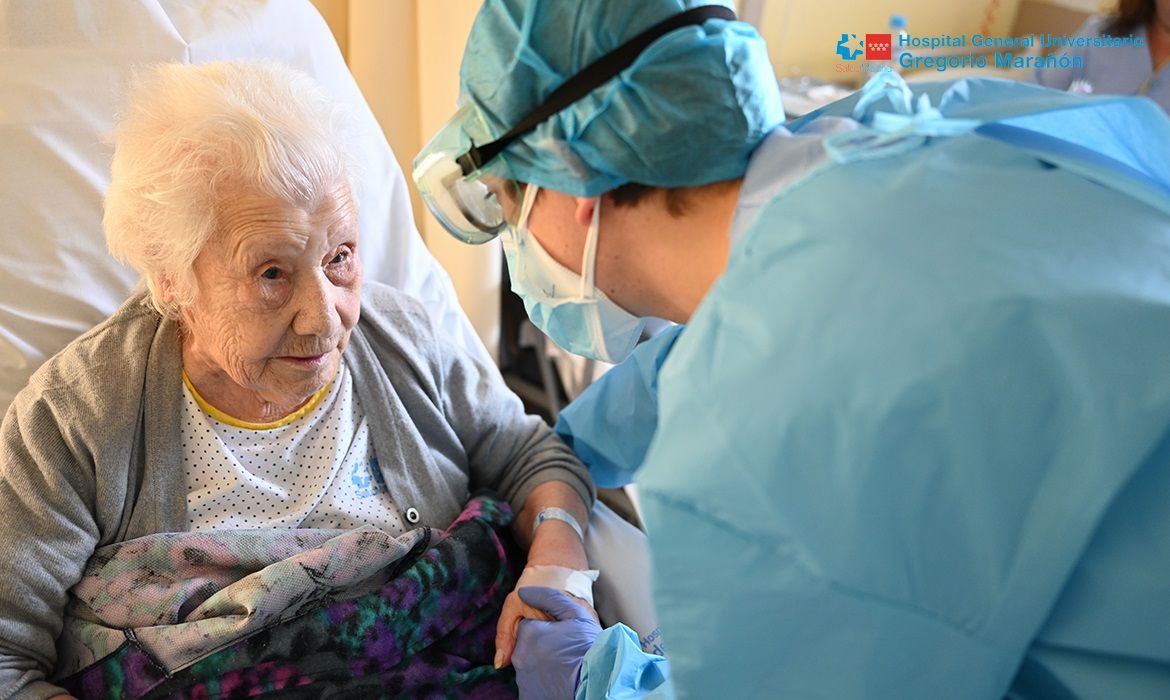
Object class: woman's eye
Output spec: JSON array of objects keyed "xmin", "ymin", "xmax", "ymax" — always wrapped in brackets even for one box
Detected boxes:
[
  {"xmin": 330, "ymin": 250, "xmax": 350, "ymax": 265},
  {"xmin": 261, "ymin": 267, "xmax": 281, "ymax": 280}
]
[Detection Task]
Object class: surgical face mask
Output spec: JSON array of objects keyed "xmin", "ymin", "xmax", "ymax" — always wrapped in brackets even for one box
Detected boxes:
[{"xmin": 500, "ymin": 184, "xmax": 647, "ymax": 364}]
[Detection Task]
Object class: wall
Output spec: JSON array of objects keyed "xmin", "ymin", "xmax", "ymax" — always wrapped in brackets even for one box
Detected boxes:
[
  {"xmin": 347, "ymin": 0, "xmax": 419, "ymax": 201},
  {"xmin": 759, "ymin": 0, "xmax": 1107, "ymax": 85},
  {"xmin": 311, "ymin": 0, "xmax": 500, "ymax": 360},
  {"xmin": 760, "ymin": 0, "xmax": 1023, "ymax": 84},
  {"xmin": 413, "ymin": 1, "xmax": 502, "ymax": 361},
  {"xmin": 1014, "ymin": 0, "xmax": 1100, "ymax": 37},
  {"xmin": 1036, "ymin": 0, "xmax": 1108, "ymax": 12}
]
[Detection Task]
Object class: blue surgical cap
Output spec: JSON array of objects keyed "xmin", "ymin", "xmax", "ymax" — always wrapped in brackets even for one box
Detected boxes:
[{"xmin": 459, "ymin": 0, "xmax": 785, "ymax": 197}]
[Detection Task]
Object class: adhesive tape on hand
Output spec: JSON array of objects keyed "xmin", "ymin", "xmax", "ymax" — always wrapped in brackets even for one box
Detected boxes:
[{"xmin": 517, "ymin": 565, "xmax": 600, "ymax": 607}]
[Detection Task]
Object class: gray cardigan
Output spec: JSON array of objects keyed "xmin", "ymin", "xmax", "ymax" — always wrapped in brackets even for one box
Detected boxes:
[{"xmin": 0, "ymin": 282, "xmax": 594, "ymax": 699}]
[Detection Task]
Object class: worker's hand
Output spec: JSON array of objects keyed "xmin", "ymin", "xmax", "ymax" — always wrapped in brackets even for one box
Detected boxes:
[
  {"xmin": 511, "ymin": 586, "xmax": 602, "ymax": 700},
  {"xmin": 495, "ymin": 563, "xmax": 600, "ymax": 669}
]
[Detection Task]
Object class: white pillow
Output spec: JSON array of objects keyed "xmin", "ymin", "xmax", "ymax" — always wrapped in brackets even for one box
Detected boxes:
[{"xmin": 0, "ymin": 0, "xmax": 487, "ymax": 416}]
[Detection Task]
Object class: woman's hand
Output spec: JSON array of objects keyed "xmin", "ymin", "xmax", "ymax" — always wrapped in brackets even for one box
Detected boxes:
[
  {"xmin": 496, "ymin": 481, "xmax": 593, "ymax": 668},
  {"xmin": 495, "ymin": 583, "xmax": 556, "ymax": 668}
]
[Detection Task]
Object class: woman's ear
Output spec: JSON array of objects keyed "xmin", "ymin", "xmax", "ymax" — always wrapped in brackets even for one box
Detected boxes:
[
  {"xmin": 573, "ymin": 197, "xmax": 599, "ymax": 228},
  {"xmin": 155, "ymin": 272, "xmax": 175, "ymax": 304}
]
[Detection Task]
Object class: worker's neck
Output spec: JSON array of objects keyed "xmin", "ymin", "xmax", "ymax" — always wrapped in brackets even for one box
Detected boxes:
[{"xmin": 636, "ymin": 180, "xmax": 742, "ymax": 324}]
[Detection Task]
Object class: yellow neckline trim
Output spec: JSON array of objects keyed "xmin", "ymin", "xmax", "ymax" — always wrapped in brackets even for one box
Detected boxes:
[{"xmin": 182, "ymin": 370, "xmax": 335, "ymax": 430}]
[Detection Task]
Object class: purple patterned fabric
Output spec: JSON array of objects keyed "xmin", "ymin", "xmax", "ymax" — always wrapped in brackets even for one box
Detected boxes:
[{"xmin": 57, "ymin": 496, "xmax": 520, "ymax": 699}]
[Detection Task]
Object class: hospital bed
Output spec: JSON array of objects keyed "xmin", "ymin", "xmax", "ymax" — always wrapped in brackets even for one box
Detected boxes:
[{"xmin": 0, "ymin": 0, "xmax": 658, "ymax": 691}]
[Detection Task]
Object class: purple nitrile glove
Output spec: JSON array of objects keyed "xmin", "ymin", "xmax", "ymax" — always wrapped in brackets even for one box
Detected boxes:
[{"xmin": 513, "ymin": 586, "xmax": 603, "ymax": 700}]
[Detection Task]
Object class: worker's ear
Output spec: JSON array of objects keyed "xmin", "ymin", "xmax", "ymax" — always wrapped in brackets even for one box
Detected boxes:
[{"xmin": 573, "ymin": 196, "xmax": 599, "ymax": 228}]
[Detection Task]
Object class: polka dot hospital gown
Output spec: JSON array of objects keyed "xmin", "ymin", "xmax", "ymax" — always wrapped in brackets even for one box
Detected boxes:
[{"xmin": 181, "ymin": 359, "xmax": 406, "ymax": 534}]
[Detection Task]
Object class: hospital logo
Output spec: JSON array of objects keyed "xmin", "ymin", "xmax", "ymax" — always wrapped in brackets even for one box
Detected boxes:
[
  {"xmin": 836, "ymin": 33, "xmax": 896, "ymax": 61},
  {"xmin": 351, "ymin": 456, "xmax": 388, "ymax": 498},
  {"xmin": 865, "ymin": 34, "xmax": 892, "ymax": 60},
  {"xmin": 835, "ymin": 33, "xmax": 863, "ymax": 60}
]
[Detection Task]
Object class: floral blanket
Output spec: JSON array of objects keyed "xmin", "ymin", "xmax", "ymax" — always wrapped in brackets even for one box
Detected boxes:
[{"xmin": 55, "ymin": 496, "xmax": 519, "ymax": 699}]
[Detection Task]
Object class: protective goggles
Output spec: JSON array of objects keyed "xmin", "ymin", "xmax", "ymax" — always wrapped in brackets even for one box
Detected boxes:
[{"xmin": 412, "ymin": 4, "xmax": 736, "ymax": 245}]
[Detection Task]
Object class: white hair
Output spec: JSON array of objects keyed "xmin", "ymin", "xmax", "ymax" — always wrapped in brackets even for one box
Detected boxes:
[{"xmin": 103, "ymin": 60, "xmax": 358, "ymax": 318}]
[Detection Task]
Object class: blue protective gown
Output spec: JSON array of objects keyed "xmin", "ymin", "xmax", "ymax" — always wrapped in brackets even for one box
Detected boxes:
[{"xmin": 556, "ymin": 77, "xmax": 1170, "ymax": 699}]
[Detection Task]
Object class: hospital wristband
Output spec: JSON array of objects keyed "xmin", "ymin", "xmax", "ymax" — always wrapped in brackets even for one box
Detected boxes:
[{"xmin": 532, "ymin": 506, "xmax": 584, "ymax": 541}]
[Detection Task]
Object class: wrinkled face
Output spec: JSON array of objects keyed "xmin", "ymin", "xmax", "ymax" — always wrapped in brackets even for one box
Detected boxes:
[{"xmin": 180, "ymin": 183, "xmax": 361, "ymax": 412}]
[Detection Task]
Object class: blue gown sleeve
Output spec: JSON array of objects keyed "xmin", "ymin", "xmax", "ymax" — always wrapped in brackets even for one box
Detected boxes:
[
  {"xmin": 554, "ymin": 325, "xmax": 684, "ymax": 488},
  {"xmin": 576, "ymin": 624, "xmax": 673, "ymax": 700}
]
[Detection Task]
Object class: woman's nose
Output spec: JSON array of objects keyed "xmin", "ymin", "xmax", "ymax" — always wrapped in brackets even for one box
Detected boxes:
[{"xmin": 291, "ymin": 274, "xmax": 341, "ymax": 338}]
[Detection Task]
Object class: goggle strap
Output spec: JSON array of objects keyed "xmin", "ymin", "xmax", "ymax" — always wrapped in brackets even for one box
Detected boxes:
[{"xmin": 460, "ymin": 4, "xmax": 736, "ymax": 175}]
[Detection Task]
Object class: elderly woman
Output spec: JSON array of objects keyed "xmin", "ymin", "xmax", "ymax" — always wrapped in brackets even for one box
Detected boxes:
[{"xmin": 0, "ymin": 60, "xmax": 594, "ymax": 699}]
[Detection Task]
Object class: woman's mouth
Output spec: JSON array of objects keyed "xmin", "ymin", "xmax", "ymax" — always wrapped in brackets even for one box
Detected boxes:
[{"xmin": 278, "ymin": 352, "xmax": 332, "ymax": 368}]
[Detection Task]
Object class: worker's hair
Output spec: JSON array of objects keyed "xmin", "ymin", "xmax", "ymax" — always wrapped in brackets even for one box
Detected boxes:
[
  {"xmin": 507, "ymin": 178, "xmax": 739, "ymax": 219},
  {"xmin": 1105, "ymin": 0, "xmax": 1156, "ymax": 35},
  {"xmin": 103, "ymin": 59, "xmax": 358, "ymax": 318},
  {"xmin": 607, "ymin": 180, "xmax": 741, "ymax": 218}
]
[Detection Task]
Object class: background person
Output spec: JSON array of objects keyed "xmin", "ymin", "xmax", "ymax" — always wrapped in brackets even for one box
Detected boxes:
[{"xmin": 1033, "ymin": 0, "xmax": 1170, "ymax": 113}]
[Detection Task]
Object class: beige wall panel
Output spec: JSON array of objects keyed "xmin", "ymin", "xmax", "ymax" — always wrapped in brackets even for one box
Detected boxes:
[{"xmin": 416, "ymin": 0, "xmax": 501, "ymax": 358}]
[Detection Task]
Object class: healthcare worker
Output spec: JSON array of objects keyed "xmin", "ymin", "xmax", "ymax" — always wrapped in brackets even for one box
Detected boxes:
[{"xmin": 413, "ymin": 0, "xmax": 1170, "ymax": 697}]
